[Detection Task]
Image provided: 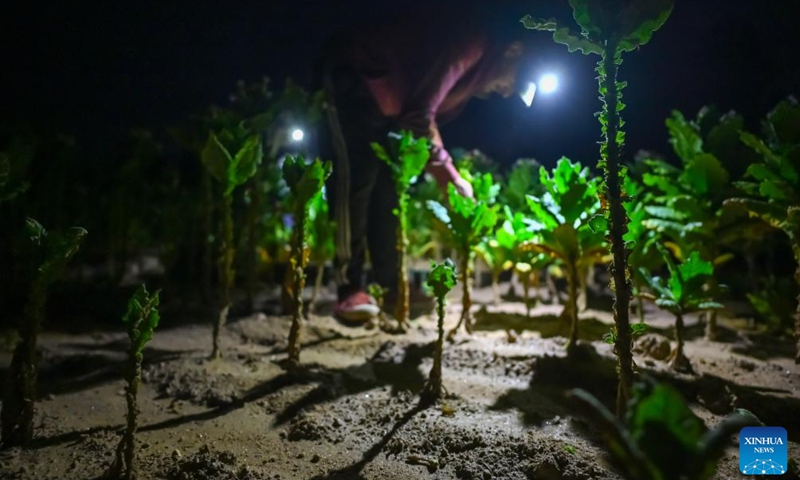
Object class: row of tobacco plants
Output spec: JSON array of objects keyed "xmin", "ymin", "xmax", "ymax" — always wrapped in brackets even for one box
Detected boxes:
[{"xmin": 2, "ymin": 78, "xmax": 799, "ymax": 393}]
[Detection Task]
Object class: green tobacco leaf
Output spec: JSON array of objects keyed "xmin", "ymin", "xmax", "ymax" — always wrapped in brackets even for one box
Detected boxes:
[
  {"xmin": 536, "ymin": 158, "xmax": 600, "ymax": 228},
  {"xmin": 428, "ymin": 258, "xmax": 458, "ymax": 299},
  {"xmin": 25, "ymin": 217, "xmax": 46, "ymax": 246},
  {"xmin": 552, "ymin": 224, "xmax": 579, "ymax": 259},
  {"xmin": 372, "ymin": 131, "xmax": 431, "ymax": 189},
  {"xmin": 283, "ymin": 156, "xmax": 332, "ymax": 205},
  {"xmin": 631, "ymin": 323, "xmax": 649, "ymax": 335},
  {"xmin": 201, "ymin": 132, "xmax": 232, "ymax": 184},
  {"xmin": 724, "ymin": 198, "xmax": 786, "ymax": 230},
  {"xmin": 567, "ymin": 0, "xmax": 606, "ymax": 40},
  {"xmin": 644, "ymin": 205, "xmax": 687, "ymax": 221},
  {"xmin": 740, "ymin": 132, "xmax": 781, "ymax": 164},
  {"xmin": 680, "ymin": 153, "xmax": 729, "ymax": 195},
  {"xmin": 666, "ymin": 111, "xmax": 702, "ymax": 163},
  {"xmin": 628, "ymin": 382, "xmax": 705, "ymax": 479},
  {"xmin": 767, "ymin": 96, "xmax": 800, "ymax": 146},
  {"xmin": 123, "ymin": 284, "xmax": 161, "ymax": 354},
  {"xmin": 229, "ymin": 135, "xmax": 263, "ymax": 190},
  {"xmin": 616, "ymin": 0, "xmax": 674, "ymax": 53},
  {"xmin": 520, "ymin": 16, "xmax": 602, "ymax": 55},
  {"xmin": 40, "ymin": 226, "xmax": 88, "ymax": 286},
  {"xmin": 588, "ymin": 214, "xmax": 609, "ymax": 234}
]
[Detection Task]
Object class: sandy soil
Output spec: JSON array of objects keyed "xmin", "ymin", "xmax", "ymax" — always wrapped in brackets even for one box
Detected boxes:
[{"xmin": 1, "ymin": 281, "xmax": 799, "ymax": 480}]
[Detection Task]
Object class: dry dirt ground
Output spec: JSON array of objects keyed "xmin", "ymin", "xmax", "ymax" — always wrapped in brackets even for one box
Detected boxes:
[{"xmin": 1, "ymin": 282, "xmax": 799, "ymax": 480}]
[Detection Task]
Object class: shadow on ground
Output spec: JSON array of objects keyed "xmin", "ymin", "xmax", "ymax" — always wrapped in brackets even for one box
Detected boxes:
[{"xmin": 491, "ymin": 343, "xmax": 800, "ymax": 441}]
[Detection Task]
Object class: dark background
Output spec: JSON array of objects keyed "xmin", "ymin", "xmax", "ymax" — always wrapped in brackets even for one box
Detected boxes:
[{"xmin": 3, "ymin": 0, "xmax": 799, "ymax": 169}]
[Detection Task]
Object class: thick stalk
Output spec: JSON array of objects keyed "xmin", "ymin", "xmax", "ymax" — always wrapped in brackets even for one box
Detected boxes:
[
  {"xmin": 670, "ymin": 312, "xmax": 692, "ymax": 373},
  {"xmin": 578, "ymin": 265, "xmax": 588, "ymax": 312},
  {"xmin": 422, "ymin": 297, "xmax": 446, "ymax": 404},
  {"xmin": 461, "ymin": 248, "xmax": 473, "ymax": 333},
  {"xmin": 522, "ymin": 273, "xmax": 531, "ymax": 319},
  {"xmin": 601, "ymin": 47, "xmax": 634, "ymax": 417},
  {"xmin": 532, "ymin": 269, "xmax": 541, "ymax": 306},
  {"xmin": 566, "ymin": 259, "xmax": 579, "ymax": 355},
  {"xmin": 704, "ymin": 310, "xmax": 718, "ymax": 341},
  {"xmin": 211, "ymin": 192, "xmax": 234, "ymax": 359},
  {"xmin": 491, "ymin": 271, "xmax": 500, "ymax": 306},
  {"xmin": 637, "ymin": 290, "xmax": 645, "ymax": 324},
  {"xmin": 286, "ymin": 203, "xmax": 308, "ymax": 368},
  {"xmin": 122, "ymin": 356, "xmax": 140, "ymax": 479},
  {"xmin": 395, "ymin": 195, "xmax": 409, "ymax": 330},
  {"xmin": 1, "ymin": 277, "xmax": 46, "ymax": 447}
]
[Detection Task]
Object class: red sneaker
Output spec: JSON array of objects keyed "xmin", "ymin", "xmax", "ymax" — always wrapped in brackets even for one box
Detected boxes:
[{"xmin": 334, "ymin": 290, "xmax": 381, "ymax": 322}]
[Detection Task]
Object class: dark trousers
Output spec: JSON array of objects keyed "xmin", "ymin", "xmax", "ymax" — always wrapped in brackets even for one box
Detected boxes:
[{"xmin": 320, "ymin": 68, "xmax": 400, "ymax": 299}]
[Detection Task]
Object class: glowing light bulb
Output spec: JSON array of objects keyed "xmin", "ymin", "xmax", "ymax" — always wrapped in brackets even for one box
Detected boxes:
[
  {"xmin": 539, "ymin": 74, "xmax": 558, "ymax": 94},
  {"xmin": 291, "ymin": 128, "xmax": 304, "ymax": 142}
]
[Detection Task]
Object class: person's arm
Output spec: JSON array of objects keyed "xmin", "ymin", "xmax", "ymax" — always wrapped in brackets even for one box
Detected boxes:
[{"xmin": 397, "ymin": 37, "xmax": 486, "ymax": 196}]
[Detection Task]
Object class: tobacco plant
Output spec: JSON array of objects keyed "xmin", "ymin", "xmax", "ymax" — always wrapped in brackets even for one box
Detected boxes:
[
  {"xmin": 569, "ymin": 376, "xmax": 762, "ymax": 480},
  {"xmin": 421, "ymin": 259, "xmax": 458, "ymax": 404},
  {"xmin": 499, "ymin": 158, "xmax": 543, "ymax": 213},
  {"xmin": 105, "ymin": 285, "xmax": 160, "ymax": 480},
  {"xmin": 521, "ymin": 158, "xmax": 606, "ymax": 354},
  {"xmin": 638, "ymin": 247, "xmax": 724, "ymax": 373},
  {"xmin": 428, "ymin": 173, "xmax": 500, "ymax": 338},
  {"xmin": 475, "ymin": 234, "xmax": 514, "ymax": 305},
  {"xmin": 202, "ymin": 128, "xmax": 263, "ymax": 359},
  {"xmin": 640, "ymin": 109, "xmax": 770, "ymax": 340},
  {"xmin": 523, "ymin": 0, "xmax": 673, "ymax": 414},
  {"xmin": 282, "ymin": 156, "xmax": 332, "ymax": 369},
  {"xmin": 371, "ymin": 131, "xmax": 431, "ymax": 331},
  {"xmin": 1, "ymin": 219, "xmax": 86, "ymax": 447},
  {"xmin": 727, "ymin": 96, "xmax": 800, "ymax": 363}
]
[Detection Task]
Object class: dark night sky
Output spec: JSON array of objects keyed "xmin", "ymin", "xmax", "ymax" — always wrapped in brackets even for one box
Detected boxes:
[{"xmin": 3, "ymin": 0, "xmax": 799, "ymax": 169}]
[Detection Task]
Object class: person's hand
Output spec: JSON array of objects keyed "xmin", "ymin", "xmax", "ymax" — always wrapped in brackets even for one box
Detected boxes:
[{"xmin": 452, "ymin": 175, "xmax": 473, "ymax": 199}]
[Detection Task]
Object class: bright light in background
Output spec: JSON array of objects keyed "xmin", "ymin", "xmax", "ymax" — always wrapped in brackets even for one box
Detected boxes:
[
  {"xmin": 521, "ymin": 82, "xmax": 537, "ymax": 107},
  {"xmin": 290, "ymin": 128, "xmax": 304, "ymax": 142},
  {"xmin": 539, "ymin": 74, "xmax": 559, "ymax": 94}
]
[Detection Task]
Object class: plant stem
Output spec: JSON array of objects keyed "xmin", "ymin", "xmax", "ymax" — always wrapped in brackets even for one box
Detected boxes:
[
  {"xmin": 704, "ymin": 310, "xmax": 718, "ymax": 341},
  {"xmin": 395, "ymin": 194, "xmax": 409, "ymax": 331},
  {"xmin": 286, "ymin": 203, "xmax": 308, "ymax": 368},
  {"xmin": 124, "ymin": 355, "xmax": 140, "ymax": 479},
  {"xmin": 1, "ymin": 277, "xmax": 46, "ymax": 447},
  {"xmin": 211, "ymin": 192, "xmax": 234, "ymax": 359},
  {"xmin": 422, "ymin": 296, "xmax": 446, "ymax": 404},
  {"xmin": 111, "ymin": 353, "xmax": 141, "ymax": 480},
  {"xmin": 447, "ymin": 248, "xmax": 472, "ymax": 339},
  {"xmin": 671, "ymin": 312, "xmax": 692, "ymax": 373},
  {"xmin": 566, "ymin": 259, "xmax": 579, "ymax": 355},
  {"xmin": 637, "ymin": 291, "xmax": 645, "ymax": 324},
  {"xmin": 491, "ymin": 271, "xmax": 500, "ymax": 306},
  {"xmin": 522, "ymin": 274, "xmax": 531, "ymax": 319},
  {"xmin": 601, "ymin": 47, "xmax": 634, "ymax": 417},
  {"xmin": 461, "ymin": 248, "xmax": 472, "ymax": 333}
]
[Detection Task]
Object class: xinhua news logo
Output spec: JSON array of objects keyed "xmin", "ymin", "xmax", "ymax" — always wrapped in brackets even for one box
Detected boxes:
[{"xmin": 739, "ymin": 426, "xmax": 787, "ymax": 475}]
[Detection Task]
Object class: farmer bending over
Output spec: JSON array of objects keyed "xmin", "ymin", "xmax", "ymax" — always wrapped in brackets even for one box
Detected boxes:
[{"xmin": 315, "ymin": 7, "xmax": 528, "ymax": 322}]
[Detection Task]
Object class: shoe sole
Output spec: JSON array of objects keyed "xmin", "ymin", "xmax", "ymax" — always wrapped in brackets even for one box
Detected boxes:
[{"xmin": 336, "ymin": 305, "xmax": 381, "ymax": 323}]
